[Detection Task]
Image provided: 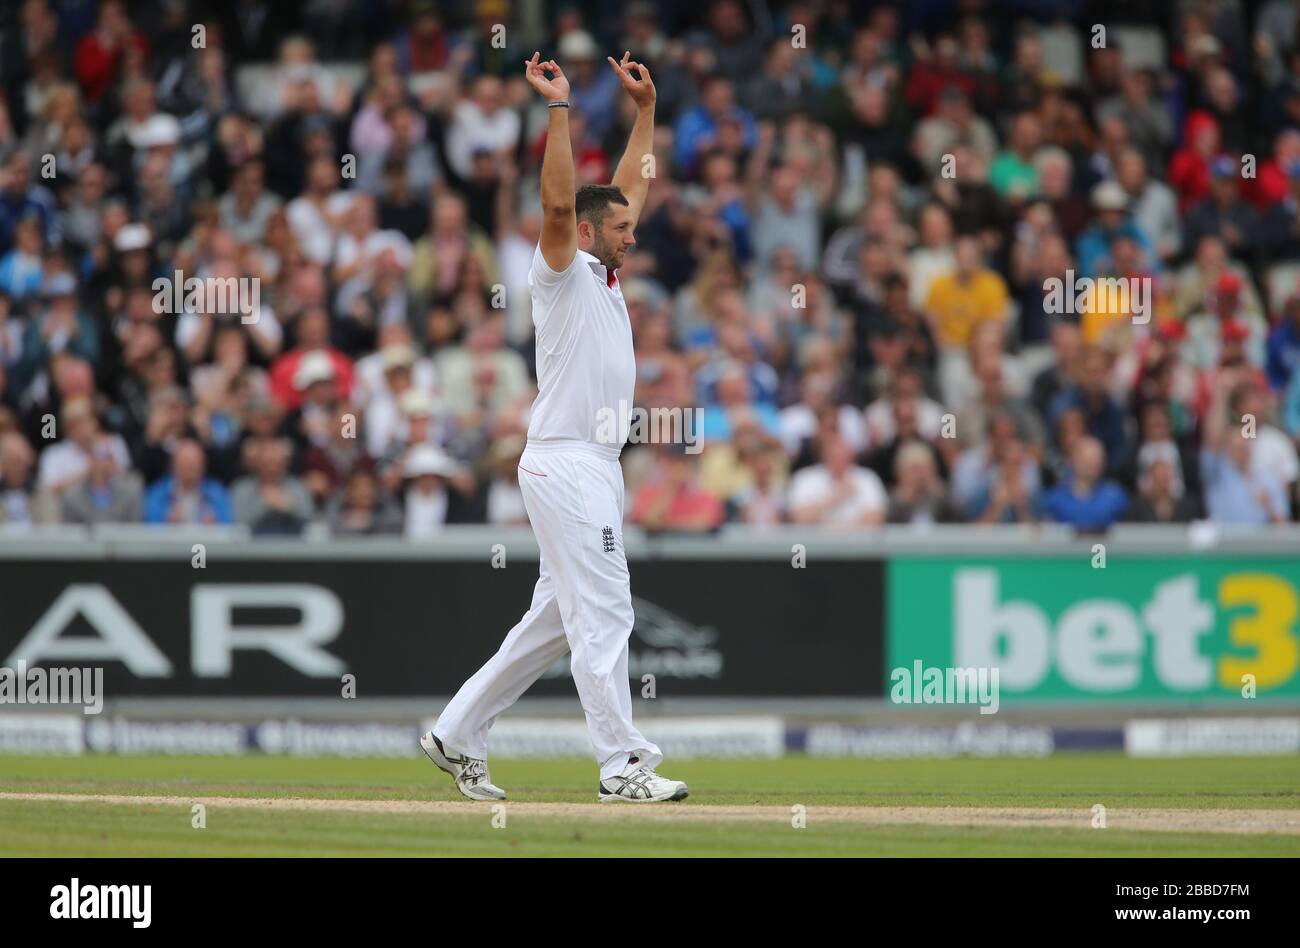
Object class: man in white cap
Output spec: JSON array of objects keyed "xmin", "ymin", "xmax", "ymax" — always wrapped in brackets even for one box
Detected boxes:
[
  {"xmin": 401, "ymin": 443, "xmax": 462, "ymax": 538},
  {"xmin": 422, "ymin": 49, "xmax": 689, "ymax": 803},
  {"xmin": 557, "ymin": 30, "xmax": 621, "ymax": 141}
]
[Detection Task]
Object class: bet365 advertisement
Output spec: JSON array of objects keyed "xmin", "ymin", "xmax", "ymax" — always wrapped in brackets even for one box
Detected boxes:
[{"xmin": 888, "ymin": 557, "xmax": 1300, "ymax": 701}]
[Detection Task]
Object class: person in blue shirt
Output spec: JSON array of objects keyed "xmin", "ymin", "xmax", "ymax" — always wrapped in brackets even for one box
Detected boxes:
[
  {"xmin": 1046, "ymin": 347, "xmax": 1129, "ymax": 474},
  {"xmin": 143, "ymin": 439, "xmax": 233, "ymax": 525},
  {"xmin": 1285, "ymin": 368, "xmax": 1300, "ymax": 441},
  {"xmin": 1265, "ymin": 294, "xmax": 1300, "ymax": 392},
  {"xmin": 1201, "ymin": 368, "xmax": 1289, "ymax": 525},
  {"xmin": 698, "ymin": 363, "xmax": 781, "ymax": 443},
  {"xmin": 14, "ymin": 274, "xmax": 100, "ymax": 391},
  {"xmin": 558, "ymin": 31, "xmax": 623, "ymax": 143},
  {"xmin": 1075, "ymin": 181, "xmax": 1155, "ymax": 278},
  {"xmin": 0, "ymin": 216, "xmax": 46, "ymax": 301},
  {"xmin": 1044, "ymin": 436, "xmax": 1129, "ymax": 531},
  {"xmin": 673, "ymin": 75, "xmax": 757, "ymax": 178},
  {"xmin": 0, "ymin": 153, "xmax": 59, "ymax": 255}
]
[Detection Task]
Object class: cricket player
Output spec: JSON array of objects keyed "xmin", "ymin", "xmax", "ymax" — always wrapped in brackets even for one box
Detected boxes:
[{"xmin": 421, "ymin": 51, "xmax": 688, "ymax": 803}]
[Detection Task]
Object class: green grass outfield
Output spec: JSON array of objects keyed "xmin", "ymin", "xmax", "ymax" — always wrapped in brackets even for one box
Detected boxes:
[{"xmin": 1, "ymin": 753, "xmax": 1298, "ymax": 856}]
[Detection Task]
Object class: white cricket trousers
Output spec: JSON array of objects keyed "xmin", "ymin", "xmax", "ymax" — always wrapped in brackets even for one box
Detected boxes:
[{"xmin": 433, "ymin": 440, "xmax": 662, "ymax": 780}]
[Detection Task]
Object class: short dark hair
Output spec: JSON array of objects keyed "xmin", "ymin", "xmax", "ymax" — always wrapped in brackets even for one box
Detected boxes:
[{"xmin": 575, "ymin": 184, "xmax": 628, "ymax": 227}]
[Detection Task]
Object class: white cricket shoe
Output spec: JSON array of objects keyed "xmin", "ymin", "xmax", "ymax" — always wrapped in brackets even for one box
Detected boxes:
[
  {"xmin": 598, "ymin": 756, "xmax": 689, "ymax": 803},
  {"xmin": 420, "ymin": 731, "xmax": 507, "ymax": 801}
]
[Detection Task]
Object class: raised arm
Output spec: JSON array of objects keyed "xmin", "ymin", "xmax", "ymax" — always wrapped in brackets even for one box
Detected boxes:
[
  {"xmin": 608, "ymin": 52, "xmax": 656, "ymax": 227},
  {"xmin": 525, "ymin": 53, "xmax": 576, "ymax": 272}
]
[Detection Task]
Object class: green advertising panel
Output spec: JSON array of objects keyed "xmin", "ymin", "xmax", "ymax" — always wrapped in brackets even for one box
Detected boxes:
[{"xmin": 888, "ymin": 556, "xmax": 1300, "ymax": 701}]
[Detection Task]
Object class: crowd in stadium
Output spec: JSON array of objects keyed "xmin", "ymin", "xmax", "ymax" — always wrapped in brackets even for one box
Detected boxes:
[{"xmin": 3, "ymin": 0, "xmax": 1300, "ymax": 536}]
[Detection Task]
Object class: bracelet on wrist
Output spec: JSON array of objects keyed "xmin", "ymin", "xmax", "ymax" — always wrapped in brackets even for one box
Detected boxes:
[{"xmin": 548, "ymin": 100, "xmax": 570, "ymax": 109}]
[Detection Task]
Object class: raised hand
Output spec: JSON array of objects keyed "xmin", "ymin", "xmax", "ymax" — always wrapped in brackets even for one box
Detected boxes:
[
  {"xmin": 607, "ymin": 52, "xmax": 655, "ymax": 109},
  {"xmin": 524, "ymin": 52, "xmax": 570, "ymax": 102}
]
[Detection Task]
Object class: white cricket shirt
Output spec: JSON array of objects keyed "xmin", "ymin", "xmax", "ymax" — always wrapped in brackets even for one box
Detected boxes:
[{"xmin": 525, "ymin": 246, "xmax": 635, "ymax": 459}]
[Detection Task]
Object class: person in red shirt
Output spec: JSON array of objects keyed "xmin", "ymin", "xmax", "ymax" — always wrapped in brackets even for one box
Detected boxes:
[
  {"xmin": 269, "ymin": 306, "xmax": 355, "ymax": 410},
  {"xmin": 1192, "ymin": 321, "xmax": 1269, "ymax": 420},
  {"xmin": 73, "ymin": 0, "xmax": 149, "ymax": 104},
  {"xmin": 630, "ymin": 442, "xmax": 724, "ymax": 533},
  {"xmin": 904, "ymin": 34, "xmax": 978, "ymax": 117},
  {"xmin": 1167, "ymin": 110, "xmax": 1221, "ymax": 213},
  {"xmin": 529, "ymin": 109, "xmax": 610, "ymax": 185},
  {"xmin": 1245, "ymin": 128, "xmax": 1300, "ymax": 211}
]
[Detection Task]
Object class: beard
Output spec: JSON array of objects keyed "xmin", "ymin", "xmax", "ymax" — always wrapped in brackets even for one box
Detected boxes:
[{"xmin": 590, "ymin": 235, "xmax": 624, "ymax": 271}]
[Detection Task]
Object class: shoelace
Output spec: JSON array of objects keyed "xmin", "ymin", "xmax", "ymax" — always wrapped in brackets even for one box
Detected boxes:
[
  {"xmin": 627, "ymin": 765, "xmax": 670, "ymax": 787},
  {"xmin": 461, "ymin": 758, "xmax": 488, "ymax": 785}
]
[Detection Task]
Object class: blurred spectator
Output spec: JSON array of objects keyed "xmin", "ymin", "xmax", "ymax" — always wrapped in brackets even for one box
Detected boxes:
[
  {"xmin": 923, "ymin": 235, "xmax": 1009, "ymax": 350},
  {"xmin": 1047, "ymin": 347, "xmax": 1129, "ymax": 471},
  {"xmin": 1267, "ymin": 295, "xmax": 1300, "ymax": 391},
  {"xmin": 143, "ymin": 438, "xmax": 232, "ymax": 524},
  {"xmin": 630, "ymin": 443, "xmax": 725, "ymax": 534},
  {"xmin": 1184, "ymin": 157, "xmax": 1261, "ymax": 261},
  {"xmin": 674, "ymin": 75, "xmax": 757, "ymax": 178},
  {"xmin": 62, "ymin": 434, "xmax": 143, "ymax": 524},
  {"xmin": 732, "ymin": 445, "xmax": 787, "ymax": 527},
  {"xmin": 1201, "ymin": 371, "xmax": 1289, "ymax": 525},
  {"xmin": 1044, "ymin": 436, "xmax": 1129, "ymax": 531},
  {"xmin": 0, "ymin": 152, "xmax": 58, "ymax": 253},
  {"xmin": 0, "ymin": 432, "xmax": 52, "ymax": 525},
  {"xmin": 1075, "ymin": 181, "xmax": 1154, "ymax": 279},
  {"xmin": 37, "ymin": 397, "xmax": 130, "ymax": 495},
  {"xmin": 1168, "ymin": 110, "xmax": 1221, "ymax": 213},
  {"xmin": 1115, "ymin": 146, "xmax": 1180, "ymax": 263},
  {"xmin": 1183, "ymin": 273, "xmax": 1268, "ymax": 372},
  {"xmin": 327, "ymin": 467, "xmax": 402, "ymax": 536},
  {"xmin": 967, "ymin": 435, "xmax": 1041, "ymax": 524},
  {"xmin": 444, "ymin": 75, "xmax": 519, "ymax": 182},
  {"xmin": 788, "ymin": 432, "xmax": 886, "ymax": 527},
  {"xmin": 887, "ymin": 441, "xmax": 955, "ymax": 524},
  {"xmin": 402, "ymin": 443, "xmax": 472, "ymax": 537},
  {"xmin": 1125, "ymin": 453, "xmax": 1199, "ymax": 523},
  {"xmin": 485, "ymin": 435, "xmax": 528, "ymax": 526},
  {"xmin": 269, "ymin": 310, "xmax": 356, "ymax": 410},
  {"xmin": 556, "ymin": 31, "xmax": 621, "ymax": 142},
  {"xmin": 231, "ymin": 436, "xmax": 313, "ymax": 535}
]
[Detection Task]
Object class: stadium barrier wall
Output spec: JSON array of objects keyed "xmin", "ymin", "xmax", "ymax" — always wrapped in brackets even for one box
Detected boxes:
[
  {"xmin": 2, "ymin": 525, "xmax": 1300, "ymax": 703},
  {"xmin": 1, "ymin": 526, "xmax": 1298, "ymax": 758}
]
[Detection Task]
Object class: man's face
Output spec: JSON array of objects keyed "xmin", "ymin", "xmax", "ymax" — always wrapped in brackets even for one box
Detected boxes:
[
  {"xmin": 473, "ymin": 77, "xmax": 502, "ymax": 113},
  {"xmin": 1081, "ymin": 357, "xmax": 1108, "ymax": 395},
  {"xmin": 585, "ymin": 203, "xmax": 636, "ymax": 270},
  {"xmin": 304, "ymin": 378, "xmax": 337, "ymax": 406},
  {"xmin": 1143, "ymin": 406, "xmax": 1171, "ymax": 441},
  {"xmin": 173, "ymin": 444, "xmax": 204, "ymax": 485},
  {"xmin": 432, "ymin": 197, "xmax": 466, "ymax": 234},
  {"xmin": 823, "ymin": 437, "xmax": 852, "ymax": 476},
  {"xmin": 260, "ymin": 441, "xmax": 290, "ymax": 479},
  {"xmin": 1072, "ymin": 440, "xmax": 1104, "ymax": 481},
  {"xmin": 5, "ymin": 155, "xmax": 30, "ymax": 194},
  {"xmin": 89, "ymin": 440, "xmax": 116, "ymax": 481},
  {"xmin": 68, "ymin": 414, "xmax": 96, "ymax": 447},
  {"xmin": 1116, "ymin": 152, "xmax": 1144, "ymax": 190},
  {"xmin": 703, "ymin": 81, "xmax": 732, "ymax": 117},
  {"xmin": 955, "ymin": 238, "xmax": 980, "ymax": 274},
  {"xmin": 1148, "ymin": 459, "xmax": 1174, "ymax": 493}
]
